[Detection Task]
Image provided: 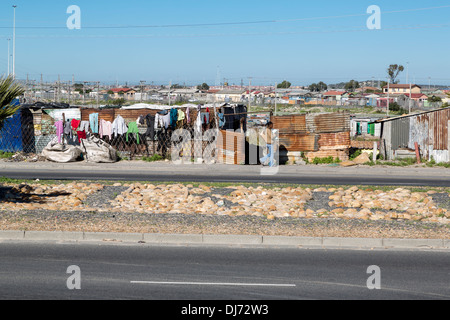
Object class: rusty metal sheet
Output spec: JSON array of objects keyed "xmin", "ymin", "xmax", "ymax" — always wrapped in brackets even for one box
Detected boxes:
[
  {"xmin": 81, "ymin": 108, "xmax": 115, "ymax": 123},
  {"xmin": 429, "ymin": 108, "xmax": 449, "ymax": 150},
  {"xmin": 318, "ymin": 132, "xmax": 351, "ymax": 148},
  {"xmin": 278, "ymin": 133, "xmax": 318, "ymax": 152},
  {"xmin": 306, "ymin": 113, "xmax": 350, "ymax": 133},
  {"xmin": 272, "ymin": 115, "xmax": 307, "ymax": 133}
]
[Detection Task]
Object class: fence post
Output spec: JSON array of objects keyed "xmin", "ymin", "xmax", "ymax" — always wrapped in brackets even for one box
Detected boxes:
[{"xmin": 415, "ymin": 142, "xmax": 421, "ymax": 164}]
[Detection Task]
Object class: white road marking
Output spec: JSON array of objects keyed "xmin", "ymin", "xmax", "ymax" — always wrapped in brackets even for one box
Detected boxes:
[{"xmin": 130, "ymin": 281, "xmax": 296, "ymax": 287}]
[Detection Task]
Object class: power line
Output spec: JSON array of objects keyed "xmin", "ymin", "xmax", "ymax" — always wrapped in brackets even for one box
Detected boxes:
[
  {"xmin": 1, "ymin": 23, "xmax": 448, "ymax": 39},
  {"xmin": 0, "ymin": 5, "xmax": 449, "ymax": 30}
]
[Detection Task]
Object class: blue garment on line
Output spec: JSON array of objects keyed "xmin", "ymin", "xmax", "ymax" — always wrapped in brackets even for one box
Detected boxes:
[
  {"xmin": 218, "ymin": 113, "xmax": 226, "ymax": 128},
  {"xmin": 89, "ymin": 113, "xmax": 99, "ymax": 134},
  {"xmin": 170, "ymin": 108, "xmax": 178, "ymax": 129},
  {"xmin": 201, "ymin": 112, "xmax": 210, "ymax": 125}
]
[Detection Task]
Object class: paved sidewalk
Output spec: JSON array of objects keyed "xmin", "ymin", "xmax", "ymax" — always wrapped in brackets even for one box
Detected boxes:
[
  {"xmin": 0, "ymin": 230, "xmax": 449, "ymax": 250},
  {"xmin": 1, "ymin": 160, "xmax": 449, "ymax": 177}
]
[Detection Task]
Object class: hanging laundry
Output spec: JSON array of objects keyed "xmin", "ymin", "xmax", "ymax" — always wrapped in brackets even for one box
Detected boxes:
[
  {"xmin": 145, "ymin": 114, "xmax": 155, "ymax": 140},
  {"xmin": 161, "ymin": 113, "xmax": 171, "ymax": 129},
  {"xmin": 55, "ymin": 120, "xmax": 64, "ymax": 144},
  {"xmin": 201, "ymin": 107, "xmax": 210, "ymax": 125},
  {"xmin": 154, "ymin": 113, "xmax": 161, "ymax": 130},
  {"xmin": 195, "ymin": 110, "xmax": 202, "ymax": 133},
  {"xmin": 77, "ymin": 130, "xmax": 87, "ymax": 143},
  {"xmin": 177, "ymin": 109, "xmax": 185, "ymax": 122},
  {"xmin": 64, "ymin": 120, "xmax": 73, "ymax": 140},
  {"xmin": 218, "ymin": 113, "xmax": 226, "ymax": 128},
  {"xmin": 79, "ymin": 121, "xmax": 90, "ymax": 133},
  {"xmin": 71, "ymin": 119, "xmax": 81, "ymax": 131},
  {"xmin": 186, "ymin": 106, "xmax": 191, "ymax": 124},
  {"xmin": 126, "ymin": 121, "xmax": 140, "ymax": 145},
  {"xmin": 112, "ymin": 115, "xmax": 128, "ymax": 138},
  {"xmin": 99, "ymin": 119, "xmax": 112, "ymax": 140},
  {"xmin": 170, "ymin": 108, "xmax": 178, "ymax": 129},
  {"xmin": 89, "ymin": 113, "xmax": 99, "ymax": 134},
  {"xmin": 137, "ymin": 115, "xmax": 145, "ymax": 126}
]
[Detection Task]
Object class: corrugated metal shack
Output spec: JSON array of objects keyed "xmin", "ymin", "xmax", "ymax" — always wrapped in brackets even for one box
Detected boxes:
[
  {"xmin": 0, "ymin": 107, "xmax": 35, "ymax": 153},
  {"xmin": 375, "ymin": 107, "xmax": 450, "ymax": 163},
  {"xmin": 271, "ymin": 112, "xmax": 351, "ymax": 163}
]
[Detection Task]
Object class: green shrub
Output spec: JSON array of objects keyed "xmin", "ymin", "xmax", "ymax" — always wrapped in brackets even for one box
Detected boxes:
[{"xmin": 142, "ymin": 154, "xmax": 164, "ymax": 162}]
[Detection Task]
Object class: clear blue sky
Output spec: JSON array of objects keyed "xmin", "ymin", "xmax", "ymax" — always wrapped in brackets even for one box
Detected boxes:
[{"xmin": 0, "ymin": 0, "xmax": 449, "ymax": 86}]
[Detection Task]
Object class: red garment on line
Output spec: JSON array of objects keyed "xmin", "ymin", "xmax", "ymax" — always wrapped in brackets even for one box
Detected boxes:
[
  {"xmin": 76, "ymin": 130, "xmax": 86, "ymax": 143},
  {"xmin": 71, "ymin": 119, "xmax": 81, "ymax": 131}
]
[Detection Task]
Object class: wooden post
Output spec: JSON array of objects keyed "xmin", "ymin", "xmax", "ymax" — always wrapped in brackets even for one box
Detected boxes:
[
  {"xmin": 415, "ymin": 142, "xmax": 421, "ymax": 164},
  {"xmin": 372, "ymin": 142, "xmax": 377, "ymax": 163}
]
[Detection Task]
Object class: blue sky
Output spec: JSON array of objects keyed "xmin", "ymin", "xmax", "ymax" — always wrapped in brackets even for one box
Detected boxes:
[{"xmin": 0, "ymin": 0, "xmax": 449, "ymax": 86}]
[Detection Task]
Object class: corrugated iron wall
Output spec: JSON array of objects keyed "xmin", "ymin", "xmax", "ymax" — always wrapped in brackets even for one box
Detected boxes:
[
  {"xmin": 381, "ymin": 108, "xmax": 450, "ymax": 162},
  {"xmin": 272, "ymin": 113, "xmax": 350, "ymax": 161},
  {"xmin": 306, "ymin": 113, "xmax": 350, "ymax": 133},
  {"xmin": 391, "ymin": 117, "xmax": 410, "ymax": 151}
]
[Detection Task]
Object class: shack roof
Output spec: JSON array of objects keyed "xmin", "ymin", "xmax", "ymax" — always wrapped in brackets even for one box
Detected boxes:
[{"xmin": 373, "ymin": 106, "xmax": 450, "ymax": 123}]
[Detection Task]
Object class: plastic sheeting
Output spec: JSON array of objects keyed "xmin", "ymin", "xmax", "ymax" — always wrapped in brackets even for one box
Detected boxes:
[
  {"xmin": 81, "ymin": 136, "xmax": 118, "ymax": 163},
  {"xmin": 41, "ymin": 136, "xmax": 118, "ymax": 163},
  {"xmin": 41, "ymin": 137, "xmax": 82, "ymax": 163}
]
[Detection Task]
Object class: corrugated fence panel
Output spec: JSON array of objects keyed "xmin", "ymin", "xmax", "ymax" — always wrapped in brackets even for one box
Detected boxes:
[
  {"xmin": 279, "ymin": 133, "xmax": 318, "ymax": 152},
  {"xmin": 306, "ymin": 113, "xmax": 350, "ymax": 133},
  {"xmin": 429, "ymin": 108, "xmax": 449, "ymax": 150},
  {"xmin": 409, "ymin": 115, "xmax": 430, "ymax": 159},
  {"xmin": 391, "ymin": 117, "xmax": 410, "ymax": 150},
  {"xmin": 217, "ymin": 130, "xmax": 246, "ymax": 165},
  {"xmin": 318, "ymin": 132, "xmax": 351, "ymax": 148},
  {"xmin": 272, "ymin": 115, "xmax": 307, "ymax": 134}
]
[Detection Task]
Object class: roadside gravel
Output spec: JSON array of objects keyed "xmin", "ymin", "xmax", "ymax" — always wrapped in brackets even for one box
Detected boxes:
[
  {"xmin": 0, "ymin": 181, "xmax": 449, "ymax": 239},
  {"xmin": 0, "ymin": 209, "xmax": 449, "ymax": 240}
]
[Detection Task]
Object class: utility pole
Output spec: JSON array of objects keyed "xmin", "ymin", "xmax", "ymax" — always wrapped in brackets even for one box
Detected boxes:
[
  {"xmin": 12, "ymin": 5, "xmax": 17, "ymax": 79},
  {"xmin": 83, "ymin": 81, "xmax": 87, "ymax": 105},
  {"xmin": 57, "ymin": 75, "xmax": 61, "ymax": 103},
  {"xmin": 168, "ymin": 81, "xmax": 172, "ymax": 106},
  {"xmin": 40, "ymin": 74, "xmax": 43, "ymax": 102},
  {"xmin": 68, "ymin": 81, "xmax": 71, "ymax": 105},
  {"xmin": 387, "ymin": 79, "xmax": 390, "ymax": 117},
  {"xmin": 274, "ymin": 82, "xmax": 278, "ymax": 116},
  {"xmin": 26, "ymin": 73, "xmax": 29, "ymax": 101},
  {"xmin": 406, "ymin": 62, "xmax": 409, "ymax": 84},
  {"xmin": 248, "ymin": 77, "xmax": 252, "ymax": 113},
  {"xmin": 409, "ymin": 82, "xmax": 412, "ymax": 114},
  {"xmin": 7, "ymin": 38, "xmax": 10, "ymax": 75},
  {"xmin": 96, "ymin": 81, "xmax": 100, "ymax": 108},
  {"xmin": 140, "ymin": 80, "xmax": 146, "ymax": 103}
]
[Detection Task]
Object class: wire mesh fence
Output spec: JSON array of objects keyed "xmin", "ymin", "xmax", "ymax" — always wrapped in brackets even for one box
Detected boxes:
[{"xmin": 0, "ymin": 104, "xmax": 251, "ymax": 163}]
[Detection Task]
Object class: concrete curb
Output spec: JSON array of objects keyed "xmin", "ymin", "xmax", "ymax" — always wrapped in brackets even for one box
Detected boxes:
[{"xmin": 0, "ymin": 230, "xmax": 448, "ymax": 250}]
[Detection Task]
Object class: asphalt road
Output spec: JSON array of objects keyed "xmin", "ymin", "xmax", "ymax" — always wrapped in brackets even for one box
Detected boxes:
[
  {"xmin": 1, "ymin": 169, "xmax": 450, "ymax": 187},
  {"xmin": 0, "ymin": 242, "xmax": 449, "ymax": 301}
]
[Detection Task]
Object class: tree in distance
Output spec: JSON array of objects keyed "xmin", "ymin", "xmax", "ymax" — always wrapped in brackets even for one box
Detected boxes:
[
  {"xmin": 387, "ymin": 64, "xmax": 405, "ymax": 84},
  {"xmin": 345, "ymin": 80, "xmax": 360, "ymax": 91},
  {"xmin": 277, "ymin": 80, "xmax": 291, "ymax": 89},
  {"xmin": 197, "ymin": 83, "xmax": 210, "ymax": 91},
  {"xmin": 309, "ymin": 82, "xmax": 328, "ymax": 92}
]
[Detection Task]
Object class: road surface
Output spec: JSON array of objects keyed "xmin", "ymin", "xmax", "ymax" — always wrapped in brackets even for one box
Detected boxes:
[{"xmin": 0, "ymin": 241, "xmax": 449, "ymax": 301}]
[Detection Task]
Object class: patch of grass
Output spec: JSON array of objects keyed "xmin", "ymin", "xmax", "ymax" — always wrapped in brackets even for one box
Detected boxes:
[
  {"xmin": 142, "ymin": 154, "xmax": 164, "ymax": 162},
  {"xmin": 0, "ymin": 151, "xmax": 14, "ymax": 159},
  {"xmin": 306, "ymin": 156, "xmax": 341, "ymax": 165}
]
